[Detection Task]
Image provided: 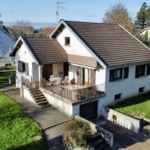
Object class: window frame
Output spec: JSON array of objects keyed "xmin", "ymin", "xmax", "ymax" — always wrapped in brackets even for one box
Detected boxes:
[
  {"xmin": 124, "ymin": 67, "xmax": 129, "ymax": 79},
  {"xmin": 110, "ymin": 68, "xmax": 122, "ymax": 82},
  {"xmin": 135, "ymin": 64, "xmax": 146, "ymax": 78},
  {"xmin": 18, "ymin": 61, "xmax": 29, "ymax": 75},
  {"xmin": 147, "ymin": 64, "xmax": 150, "ymax": 75},
  {"xmin": 65, "ymin": 37, "xmax": 70, "ymax": 46},
  {"xmin": 114, "ymin": 93, "xmax": 121, "ymax": 101},
  {"xmin": 139, "ymin": 87, "xmax": 144, "ymax": 94}
]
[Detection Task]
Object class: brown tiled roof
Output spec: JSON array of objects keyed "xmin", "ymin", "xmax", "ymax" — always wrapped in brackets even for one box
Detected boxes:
[
  {"xmin": 68, "ymin": 54, "xmax": 98, "ymax": 67},
  {"xmin": 64, "ymin": 21, "xmax": 150, "ymax": 67},
  {"xmin": 11, "ymin": 37, "xmax": 68, "ymax": 65},
  {"xmin": 42, "ymin": 28, "xmax": 55, "ymax": 34}
]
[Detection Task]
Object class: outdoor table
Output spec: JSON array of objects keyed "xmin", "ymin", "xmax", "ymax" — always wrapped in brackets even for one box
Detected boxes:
[{"xmin": 49, "ymin": 77, "xmax": 62, "ymax": 82}]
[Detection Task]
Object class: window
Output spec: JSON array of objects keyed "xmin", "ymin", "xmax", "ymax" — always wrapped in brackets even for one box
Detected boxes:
[
  {"xmin": 18, "ymin": 61, "xmax": 29, "ymax": 75},
  {"xmin": 147, "ymin": 64, "xmax": 150, "ymax": 75},
  {"xmin": 139, "ymin": 87, "xmax": 144, "ymax": 93},
  {"xmin": 0, "ymin": 36, "xmax": 2, "ymax": 44},
  {"xmin": 5, "ymin": 63, "xmax": 11, "ymax": 67},
  {"xmin": 65, "ymin": 37, "xmax": 70, "ymax": 46},
  {"xmin": 115, "ymin": 93, "xmax": 121, "ymax": 101},
  {"xmin": 0, "ymin": 50, "xmax": 2, "ymax": 57},
  {"xmin": 135, "ymin": 64, "xmax": 145, "ymax": 78},
  {"xmin": 124, "ymin": 67, "xmax": 129, "ymax": 79},
  {"xmin": 110, "ymin": 68, "xmax": 122, "ymax": 82}
]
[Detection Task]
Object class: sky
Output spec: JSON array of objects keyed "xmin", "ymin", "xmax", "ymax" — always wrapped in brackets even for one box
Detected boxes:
[{"xmin": 0, "ymin": 0, "xmax": 150, "ymax": 28}]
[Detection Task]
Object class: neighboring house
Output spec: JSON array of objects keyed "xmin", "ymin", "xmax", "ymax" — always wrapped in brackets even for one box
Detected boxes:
[
  {"xmin": 41, "ymin": 28, "xmax": 55, "ymax": 36},
  {"xmin": 10, "ymin": 20, "xmax": 150, "ymax": 120},
  {"xmin": 0, "ymin": 21, "xmax": 16, "ymax": 67},
  {"xmin": 139, "ymin": 26, "xmax": 150, "ymax": 43}
]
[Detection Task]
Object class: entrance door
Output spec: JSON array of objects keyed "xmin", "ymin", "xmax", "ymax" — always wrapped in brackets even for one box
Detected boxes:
[
  {"xmin": 42, "ymin": 64, "xmax": 53, "ymax": 80},
  {"xmin": 80, "ymin": 101, "xmax": 97, "ymax": 120},
  {"xmin": 64, "ymin": 62, "xmax": 69, "ymax": 77},
  {"xmin": 83, "ymin": 68, "xmax": 90, "ymax": 86}
]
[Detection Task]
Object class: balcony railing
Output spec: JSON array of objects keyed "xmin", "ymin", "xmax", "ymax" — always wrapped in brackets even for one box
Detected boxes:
[{"xmin": 40, "ymin": 79, "xmax": 105, "ymax": 103}]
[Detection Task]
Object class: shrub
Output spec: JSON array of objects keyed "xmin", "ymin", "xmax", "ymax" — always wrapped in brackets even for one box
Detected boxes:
[{"xmin": 63, "ymin": 117, "xmax": 92, "ymax": 148}]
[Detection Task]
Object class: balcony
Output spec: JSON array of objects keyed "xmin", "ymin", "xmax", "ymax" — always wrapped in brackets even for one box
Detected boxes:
[{"xmin": 40, "ymin": 79, "xmax": 105, "ymax": 105}]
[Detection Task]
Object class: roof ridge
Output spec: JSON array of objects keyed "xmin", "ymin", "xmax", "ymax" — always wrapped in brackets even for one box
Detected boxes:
[
  {"xmin": 64, "ymin": 20, "xmax": 118, "ymax": 25},
  {"xmin": 22, "ymin": 36, "xmax": 49, "ymax": 38}
]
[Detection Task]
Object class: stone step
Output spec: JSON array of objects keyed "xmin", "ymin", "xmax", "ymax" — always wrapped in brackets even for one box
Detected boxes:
[
  {"xmin": 36, "ymin": 101, "xmax": 48, "ymax": 105},
  {"xmin": 36, "ymin": 99, "xmax": 47, "ymax": 102},
  {"xmin": 94, "ymin": 141, "xmax": 109, "ymax": 150},
  {"xmin": 35, "ymin": 95, "xmax": 45, "ymax": 99},
  {"xmin": 91, "ymin": 137, "xmax": 103, "ymax": 147}
]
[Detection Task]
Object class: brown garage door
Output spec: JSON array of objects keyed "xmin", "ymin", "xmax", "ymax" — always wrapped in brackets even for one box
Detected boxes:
[{"xmin": 80, "ymin": 101, "xmax": 97, "ymax": 120}]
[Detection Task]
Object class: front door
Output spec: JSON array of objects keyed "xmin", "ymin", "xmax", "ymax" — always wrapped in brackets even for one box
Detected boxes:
[{"xmin": 83, "ymin": 68, "xmax": 90, "ymax": 86}]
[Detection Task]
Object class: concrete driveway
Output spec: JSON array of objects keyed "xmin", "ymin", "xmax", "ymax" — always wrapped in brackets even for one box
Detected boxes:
[{"xmin": 0, "ymin": 83, "xmax": 69, "ymax": 150}]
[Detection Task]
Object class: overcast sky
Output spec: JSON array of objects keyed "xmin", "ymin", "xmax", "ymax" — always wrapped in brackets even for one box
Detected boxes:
[{"xmin": 0, "ymin": 0, "xmax": 150, "ymax": 25}]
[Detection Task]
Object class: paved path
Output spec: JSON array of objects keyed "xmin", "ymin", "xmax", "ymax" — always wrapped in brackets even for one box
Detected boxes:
[{"xmin": 0, "ymin": 83, "xmax": 69, "ymax": 150}]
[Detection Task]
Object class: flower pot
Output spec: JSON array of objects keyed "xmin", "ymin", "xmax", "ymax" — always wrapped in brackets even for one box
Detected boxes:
[
  {"xmin": 75, "ymin": 95, "xmax": 79, "ymax": 100},
  {"xmin": 40, "ymin": 85, "xmax": 43, "ymax": 88},
  {"xmin": 48, "ymin": 83, "xmax": 52, "ymax": 86},
  {"xmin": 59, "ymin": 87, "xmax": 64, "ymax": 90}
]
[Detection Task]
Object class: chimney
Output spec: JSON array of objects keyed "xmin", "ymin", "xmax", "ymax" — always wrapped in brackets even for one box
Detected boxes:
[{"xmin": 0, "ymin": 21, "xmax": 3, "ymax": 26}]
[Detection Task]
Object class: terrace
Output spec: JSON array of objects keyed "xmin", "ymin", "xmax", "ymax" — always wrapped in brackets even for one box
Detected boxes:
[{"xmin": 40, "ymin": 79, "xmax": 105, "ymax": 104}]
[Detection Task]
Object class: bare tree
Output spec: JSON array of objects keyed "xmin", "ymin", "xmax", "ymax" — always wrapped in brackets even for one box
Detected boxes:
[{"xmin": 103, "ymin": 3, "xmax": 134, "ymax": 33}]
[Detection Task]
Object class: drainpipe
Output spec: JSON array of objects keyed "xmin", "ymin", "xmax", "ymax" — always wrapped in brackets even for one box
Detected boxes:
[{"xmin": 38, "ymin": 65, "xmax": 43, "ymax": 87}]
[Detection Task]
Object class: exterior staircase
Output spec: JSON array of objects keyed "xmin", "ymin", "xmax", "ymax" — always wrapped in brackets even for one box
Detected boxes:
[
  {"xmin": 30, "ymin": 88, "xmax": 50, "ymax": 108},
  {"xmin": 91, "ymin": 135, "xmax": 110, "ymax": 150}
]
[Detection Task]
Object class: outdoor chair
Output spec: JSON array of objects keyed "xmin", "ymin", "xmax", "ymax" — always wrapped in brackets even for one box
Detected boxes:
[
  {"xmin": 55, "ymin": 78, "xmax": 62, "ymax": 86},
  {"xmin": 64, "ymin": 76, "xmax": 69, "ymax": 85},
  {"xmin": 50, "ymin": 75, "xmax": 54, "ymax": 79}
]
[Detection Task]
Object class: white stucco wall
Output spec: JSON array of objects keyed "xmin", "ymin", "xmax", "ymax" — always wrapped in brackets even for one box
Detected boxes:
[
  {"xmin": 0, "ymin": 27, "xmax": 16, "ymax": 65},
  {"xmin": 56, "ymin": 26, "xmax": 94, "ymax": 57},
  {"xmin": 99, "ymin": 64, "xmax": 150, "ymax": 109},
  {"xmin": 15, "ymin": 43, "xmax": 36, "ymax": 87},
  {"xmin": 23, "ymin": 88, "xmax": 35, "ymax": 104},
  {"xmin": 95, "ymin": 68, "xmax": 106, "ymax": 85},
  {"xmin": 42, "ymin": 92, "xmax": 79, "ymax": 116}
]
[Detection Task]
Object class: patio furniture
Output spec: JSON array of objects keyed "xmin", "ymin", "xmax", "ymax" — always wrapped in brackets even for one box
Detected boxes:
[
  {"xmin": 64, "ymin": 76, "xmax": 69, "ymax": 85},
  {"xmin": 49, "ymin": 77, "xmax": 62, "ymax": 82},
  {"xmin": 55, "ymin": 78, "xmax": 62, "ymax": 86},
  {"xmin": 50, "ymin": 75, "xmax": 54, "ymax": 79}
]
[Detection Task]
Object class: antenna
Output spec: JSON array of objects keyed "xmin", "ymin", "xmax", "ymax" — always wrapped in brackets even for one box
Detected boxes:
[{"xmin": 56, "ymin": 1, "xmax": 66, "ymax": 24}]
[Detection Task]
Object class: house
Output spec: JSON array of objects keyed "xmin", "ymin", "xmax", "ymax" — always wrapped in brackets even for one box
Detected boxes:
[
  {"xmin": 139, "ymin": 26, "xmax": 150, "ymax": 43},
  {"xmin": 0, "ymin": 21, "xmax": 16, "ymax": 67},
  {"xmin": 41, "ymin": 28, "xmax": 55, "ymax": 36},
  {"xmin": 10, "ymin": 20, "xmax": 150, "ymax": 120}
]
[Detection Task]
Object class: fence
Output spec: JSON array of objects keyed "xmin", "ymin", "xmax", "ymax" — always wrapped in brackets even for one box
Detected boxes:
[{"xmin": 41, "ymin": 79, "xmax": 105, "ymax": 103}]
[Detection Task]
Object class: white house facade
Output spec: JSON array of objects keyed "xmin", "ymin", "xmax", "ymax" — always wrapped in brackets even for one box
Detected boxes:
[
  {"xmin": 0, "ymin": 21, "xmax": 16, "ymax": 67},
  {"xmin": 11, "ymin": 20, "xmax": 150, "ymax": 120},
  {"xmin": 139, "ymin": 26, "xmax": 150, "ymax": 44}
]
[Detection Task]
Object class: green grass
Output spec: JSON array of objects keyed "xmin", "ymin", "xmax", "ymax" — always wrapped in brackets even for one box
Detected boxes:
[
  {"xmin": 0, "ymin": 92, "xmax": 45, "ymax": 150},
  {"xmin": 115, "ymin": 95, "xmax": 150, "ymax": 119},
  {"xmin": 0, "ymin": 72, "xmax": 16, "ymax": 83}
]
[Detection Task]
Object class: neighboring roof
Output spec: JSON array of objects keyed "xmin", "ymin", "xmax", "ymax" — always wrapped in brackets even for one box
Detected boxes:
[
  {"xmin": 52, "ymin": 20, "xmax": 150, "ymax": 68},
  {"xmin": 42, "ymin": 28, "xmax": 55, "ymax": 34},
  {"xmin": 68, "ymin": 54, "xmax": 98, "ymax": 67},
  {"xmin": 139, "ymin": 26, "xmax": 150, "ymax": 33},
  {"xmin": 11, "ymin": 37, "xmax": 68, "ymax": 65},
  {"xmin": 0, "ymin": 25, "xmax": 16, "ymax": 41}
]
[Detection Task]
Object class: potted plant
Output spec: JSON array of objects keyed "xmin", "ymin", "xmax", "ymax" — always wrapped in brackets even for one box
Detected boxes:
[
  {"xmin": 48, "ymin": 82, "xmax": 52, "ymax": 86},
  {"xmin": 40, "ymin": 85, "xmax": 43, "ymax": 88},
  {"xmin": 59, "ymin": 87, "xmax": 64, "ymax": 90},
  {"xmin": 75, "ymin": 95, "xmax": 79, "ymax": 100},
  {"xmin": 71, "ymin": 79, "xmax": 75, "ymax": 84}
]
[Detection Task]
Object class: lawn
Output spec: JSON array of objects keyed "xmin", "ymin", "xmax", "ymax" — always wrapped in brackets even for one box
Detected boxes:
[
  {"xmin": 115, "ymin": 94, "xmax": 150, "ymax": 119},
  {"xmin": 0, "ymin": 72, "xmax": 16, "ymax": 83},
  {"xmin": 0, "ymin": 92, "xmax": 45, "ymax": 150}
]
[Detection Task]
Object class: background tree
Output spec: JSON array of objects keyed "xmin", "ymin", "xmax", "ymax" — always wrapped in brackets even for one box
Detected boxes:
[
  {"xmin": 135, "ymin": 2, "xmax": 150, "ymax": 29},
  {"xmin": 142, "ymin": 31, "xmax": 149, "ymax": 46},
  {"xmin": 103, "ymin": 3, "xmax": 134, "ymax": 33}
]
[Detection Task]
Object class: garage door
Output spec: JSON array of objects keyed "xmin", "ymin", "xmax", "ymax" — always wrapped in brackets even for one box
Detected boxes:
[{"xmin": 80, "ymin": 101, "xmax": 97, "ymax": 120}]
